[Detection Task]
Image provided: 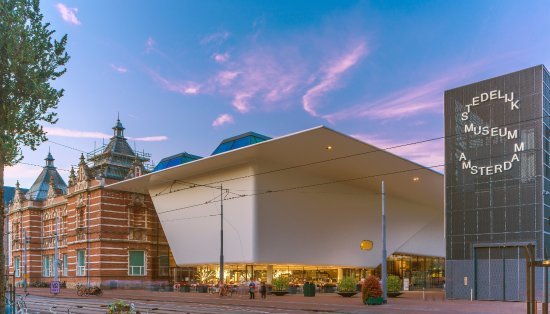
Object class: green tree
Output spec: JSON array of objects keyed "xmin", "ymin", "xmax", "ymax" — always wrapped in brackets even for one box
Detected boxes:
[{"xmin": 0, "ymin": 0, "xmax": 69, "ymax": 310}]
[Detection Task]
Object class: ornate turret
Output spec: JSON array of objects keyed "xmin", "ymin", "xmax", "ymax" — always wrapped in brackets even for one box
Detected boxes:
[
  {"xmin": 25, "ymin": 152, "xmax": 67, "ymax": 201},
  {"xmin": 12, "ymin": 181, "xmax": 27, "ymax": 205},
  {"xmin": 113, "ymin": 114, "xmax": 125, "ymax": 138},
  {"xmin": 86, "ymin": 117, "xmax": 150, "ymax": 181},
  {"xmin": 68, "ymin": 166, "xmax": 76, "ymax": 187},
  {"xmin": 77, "ymin": 153, "xmax": 92, "ymax": 182}
]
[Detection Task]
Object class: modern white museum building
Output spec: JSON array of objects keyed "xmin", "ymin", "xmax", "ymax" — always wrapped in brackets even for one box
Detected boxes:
[{"xmin": 109, "ymin": 126, "xmax": 445, "ymax": 289}]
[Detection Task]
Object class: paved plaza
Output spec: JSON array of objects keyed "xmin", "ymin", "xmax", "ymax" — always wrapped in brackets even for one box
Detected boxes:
[{"xmin": 15, "ymin": 288, "xmax": 534, "ymax": 314}]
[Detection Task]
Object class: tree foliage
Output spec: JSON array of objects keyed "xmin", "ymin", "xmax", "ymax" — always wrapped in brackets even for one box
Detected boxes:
[
  {"xmin": 0, "ymin": 1, "xmax": 69, "ymax": 312},
  {"xmin": 0, "ymin": 0, "xmax": 69, "ymax": 165}
]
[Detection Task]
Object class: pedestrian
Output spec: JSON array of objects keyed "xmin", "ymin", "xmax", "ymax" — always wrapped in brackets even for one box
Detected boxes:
[
  {"xmin": 249, "ymin": 280, "xmax": 256, "ymax": 299},
  {"xmin": 260, "ymin": 282, "xmax": 267, "ymax": 299}
]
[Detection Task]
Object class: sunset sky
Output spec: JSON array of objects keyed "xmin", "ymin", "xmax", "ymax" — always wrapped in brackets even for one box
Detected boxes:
[{"xmin": 6, "ymin": 0, "xmax": 550, "ymax": 188}]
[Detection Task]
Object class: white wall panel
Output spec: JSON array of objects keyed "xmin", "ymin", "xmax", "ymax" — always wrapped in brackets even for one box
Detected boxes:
[{"xmin": 149, "ymin": 165, "xmax": 255, "ymax": 266}]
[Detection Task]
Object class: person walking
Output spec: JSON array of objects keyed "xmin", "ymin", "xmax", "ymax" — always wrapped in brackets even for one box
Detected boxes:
[
  {"xmin": 249, "ymin": 281, "xmax": 256, "ymax": 299},
  {"xmin": 260, "ymin": 282, "xmax": 267, "ymax": 299}
]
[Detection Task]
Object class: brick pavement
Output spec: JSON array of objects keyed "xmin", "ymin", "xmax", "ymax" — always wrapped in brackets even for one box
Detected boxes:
[{"xmin": 22, "ymin": 287, "xmax": 533, "ymax": 313}]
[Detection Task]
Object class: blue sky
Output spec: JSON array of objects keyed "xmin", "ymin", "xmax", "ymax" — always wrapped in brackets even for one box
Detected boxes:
[{"xmin": 6, "ymin": 0, "xmax": 550, "ymax": 188}]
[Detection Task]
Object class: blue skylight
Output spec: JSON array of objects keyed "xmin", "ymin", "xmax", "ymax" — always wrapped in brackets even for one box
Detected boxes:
[
  {"xmin": 211, "ymin": 132, "xmax": 271, "ymax": 155},
  {"xmin": 153, "ymin": 152, "xmax": 202, "ymax": 172}
]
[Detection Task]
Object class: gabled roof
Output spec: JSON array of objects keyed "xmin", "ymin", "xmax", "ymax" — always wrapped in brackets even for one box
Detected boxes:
[
  {"xmin": 153, "ymin": 152, "xmax": 202, "ymax": 172},
  {"xmin": 211, "ymin": 132, "xmax": 271, "ymax": 155},
  {"xmin": 25, "ymin": 152, "xmax": 67, "ymax": 201}
]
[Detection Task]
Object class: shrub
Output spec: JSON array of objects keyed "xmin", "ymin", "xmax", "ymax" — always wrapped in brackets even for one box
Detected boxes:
[
  {"xmin": 362, "ymin": 275, "xmax": 382, "ymax": 301},
  {"xmin": 271, "ymin": 277, "xmax": 290, "ymax": 291},
  {"xmin": 107, "ymin": 300, "xmax": 133, "ymax": 314},
  {"xmin": 338, "ymin": 277, "xmax": 357, "ymax": 292},
  {"xmin": 387, "ymin": 275, "xmax": 401, "ymax": 293}
]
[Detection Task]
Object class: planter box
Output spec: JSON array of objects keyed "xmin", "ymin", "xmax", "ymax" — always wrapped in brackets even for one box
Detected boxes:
[
  {"xmin": 364, "ymin": 296, "xmax": 384, "ymax": 305},
  {"xmin": 180, "ymin": 285, "xmax": 191, "ymax": 292},
  {"xmin": 387, "ymin": 292, "xmax": 403, "ymax": 298},
  {"xmin": 196, "ymin": 285, "xmax": 209, "ymax": 293},
  {"xmin": 337, "ymin": 292, "xmax": 358, "ymax": 297},
  {"xmin": 271, "ymin": 291, "xmax": 289, "ymax": 296},
  {"xmin": 323, "ymin": 285, "xmax": 336, "ymax": 293}
]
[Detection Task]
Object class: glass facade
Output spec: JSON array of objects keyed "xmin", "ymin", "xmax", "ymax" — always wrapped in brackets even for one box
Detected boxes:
[
  {"xmin": 543, "ymin": 68, "xmax": 550, "ymax": 258},
  {"xmin": 169, "ymin": 254, "xmax": 444, "ymax": 291},
  {"xmin": 445, "ymin": 65, "xmax": 548, "ymax": 301},
  {"xmin": 386, "ymin": 254, "xmax": 445, "ymax": 290}
]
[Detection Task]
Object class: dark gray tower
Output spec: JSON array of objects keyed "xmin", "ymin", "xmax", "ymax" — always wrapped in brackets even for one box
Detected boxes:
[{"xmin": 445, "ymin": 65, "xmax": 549, "ymax": 301}]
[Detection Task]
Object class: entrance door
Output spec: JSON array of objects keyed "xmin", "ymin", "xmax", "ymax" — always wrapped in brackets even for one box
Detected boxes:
[{"xmin": 475, "ymin": 247, "xmax": 522, "ymax": 301}]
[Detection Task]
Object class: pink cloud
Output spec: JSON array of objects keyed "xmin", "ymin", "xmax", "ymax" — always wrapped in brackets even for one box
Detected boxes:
[
  {"xmin": 302, "ymin": 41, "xmax": 368, "ymax": 117},
  {"xmin": 44, "ymin": 127, "xmax": 168, "ymax": 142},
  {"xmin": 213, "ymin": 53, "xmax": 230, "ymax": 63},
  {"xmin": 212, "ymin": 48, "xmax": 305, "ymax": 113},
  {"xmin": 56, "ymin": 3, "xmax": 80, "ymax": 25},
  {"xmin": 145, "ymin": 37, "xmax": 156, "ymax": 53},
  {"xmin": 110, "ymin": 64, "xmax": 128, "ymax": 73},
  {"xmin": 201, "ymin": 31, "xmax": 230, "ymax": 45},
  {"xmin": 45, "ymin": 126, "xmax": 110, "ymax": 139},
  {"xmin": 148, "ymin": 70, "xmax": 200, "ymax": 95},
  {"xmin": 216, "ymin": 71, "xmax": 240, "ymax": 86},
  {"xmin": 232, "ymin": 92, "xmax": 252, "ymax": 113},
  {"xmin": 324, "ymin": 78, "xmax": 447, "ymax": 122},
  {"xmin": 212, "ymin": 114, "xmax": 234, "ymax": 127},
  {"xmin": 352, "ymin": 133, "xmax": 445, "ymax": 170},
  {"xmin": 323, "ymin": 61, "xmax": 486, "ymax": 123},
  {"xmin": 128, "ymin": 136, "xmax": 168, "ymax": 142},
  {"xmin": 5, "ymin": 164, "xmax": 43, "ymax": 181}
]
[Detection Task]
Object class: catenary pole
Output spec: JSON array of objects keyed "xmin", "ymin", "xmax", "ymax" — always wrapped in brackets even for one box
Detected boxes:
[
  {"xmin": 382, "ymin": 180, "xmax": 387, "ymax": 303},
  {"xmin": 54, "ymin": 215, "xmax": 59, "ymax": 282},
  {"xmin": 23, "ymin": 229, "xmax": 27, "ymax": 294},
  {"xmin": 220, "ymin": 184, "xmax": 224, "ymax": 285}
]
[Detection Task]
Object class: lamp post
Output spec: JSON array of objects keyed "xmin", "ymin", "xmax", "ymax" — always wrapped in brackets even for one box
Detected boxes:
[
  {"xmin": 381, "ymin": 181, "xmax": 387, "ymax": 303},
  {"xmin": 523, "ymin": 244, "xmax": 535, "ymax": 314},
  {"xmin": 533, "ymin": 259, "xmax": 550, "ymax": 314},
  {"xmin": 219, "ymin": 184, "xmax": 224, "ymax": 286}
]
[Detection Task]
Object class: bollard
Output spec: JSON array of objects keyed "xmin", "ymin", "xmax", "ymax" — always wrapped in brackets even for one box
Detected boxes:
[
  {"xmin": 470, "ymin": 288, "xmax": 473, "ymax": 301},
  {"xmin": 422, "ymin": 287, "xmax": 425, "ymax": 301}
]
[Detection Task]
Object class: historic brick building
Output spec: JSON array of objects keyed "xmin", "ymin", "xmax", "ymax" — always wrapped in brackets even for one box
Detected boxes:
[{"xmin": 6, "ymin": 119, "xmax": 170, "ymax": 288}]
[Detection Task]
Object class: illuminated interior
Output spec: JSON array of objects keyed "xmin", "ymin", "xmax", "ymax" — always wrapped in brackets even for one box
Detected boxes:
[{"xmin": 169, "ymin": 253, "xmax": 445, "ymax": 290}]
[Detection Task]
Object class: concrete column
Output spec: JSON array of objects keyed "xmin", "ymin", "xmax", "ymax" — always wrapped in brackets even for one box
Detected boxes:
[
  {"xmin": 267, "ymin": 265, "xmax": 273, "ymax": 284},
  {"xmin": 337, "ymin": 268, "xmax": 344, "ymax": 282}
]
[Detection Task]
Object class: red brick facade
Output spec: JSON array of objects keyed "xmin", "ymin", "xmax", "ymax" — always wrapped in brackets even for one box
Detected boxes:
[
  {"xmin": 7, "ymin": 178, "xmax": 170, "ymax": 288},
  {"xmin": 7, "ymin": 120, "xmax": 171, "ymax": 288}
]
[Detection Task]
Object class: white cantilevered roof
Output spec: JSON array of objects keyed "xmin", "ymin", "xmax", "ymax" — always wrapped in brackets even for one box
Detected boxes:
[{"xmin": 107, "ymin": 126, "xmax": 443, "ymax": 208}]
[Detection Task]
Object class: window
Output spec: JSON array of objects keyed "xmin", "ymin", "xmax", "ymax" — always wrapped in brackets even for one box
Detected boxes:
[
  {"xmin": 62, "ymin": 254, "xmax": 68, "ymax": 277},
  {"xmin": 77, "ymin": 250, "xmax": 86, "ymax": 276},
  {"xmin": 43, "ymin": 255, "xmax": 52, "ymax": 277},
  {"xmin": 14, "ymin": 257, "xmax": 20, "ymax": 278},
  {"xmin": 128, "ymin": 251, "xmax": 145, "ymax": 276}
]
